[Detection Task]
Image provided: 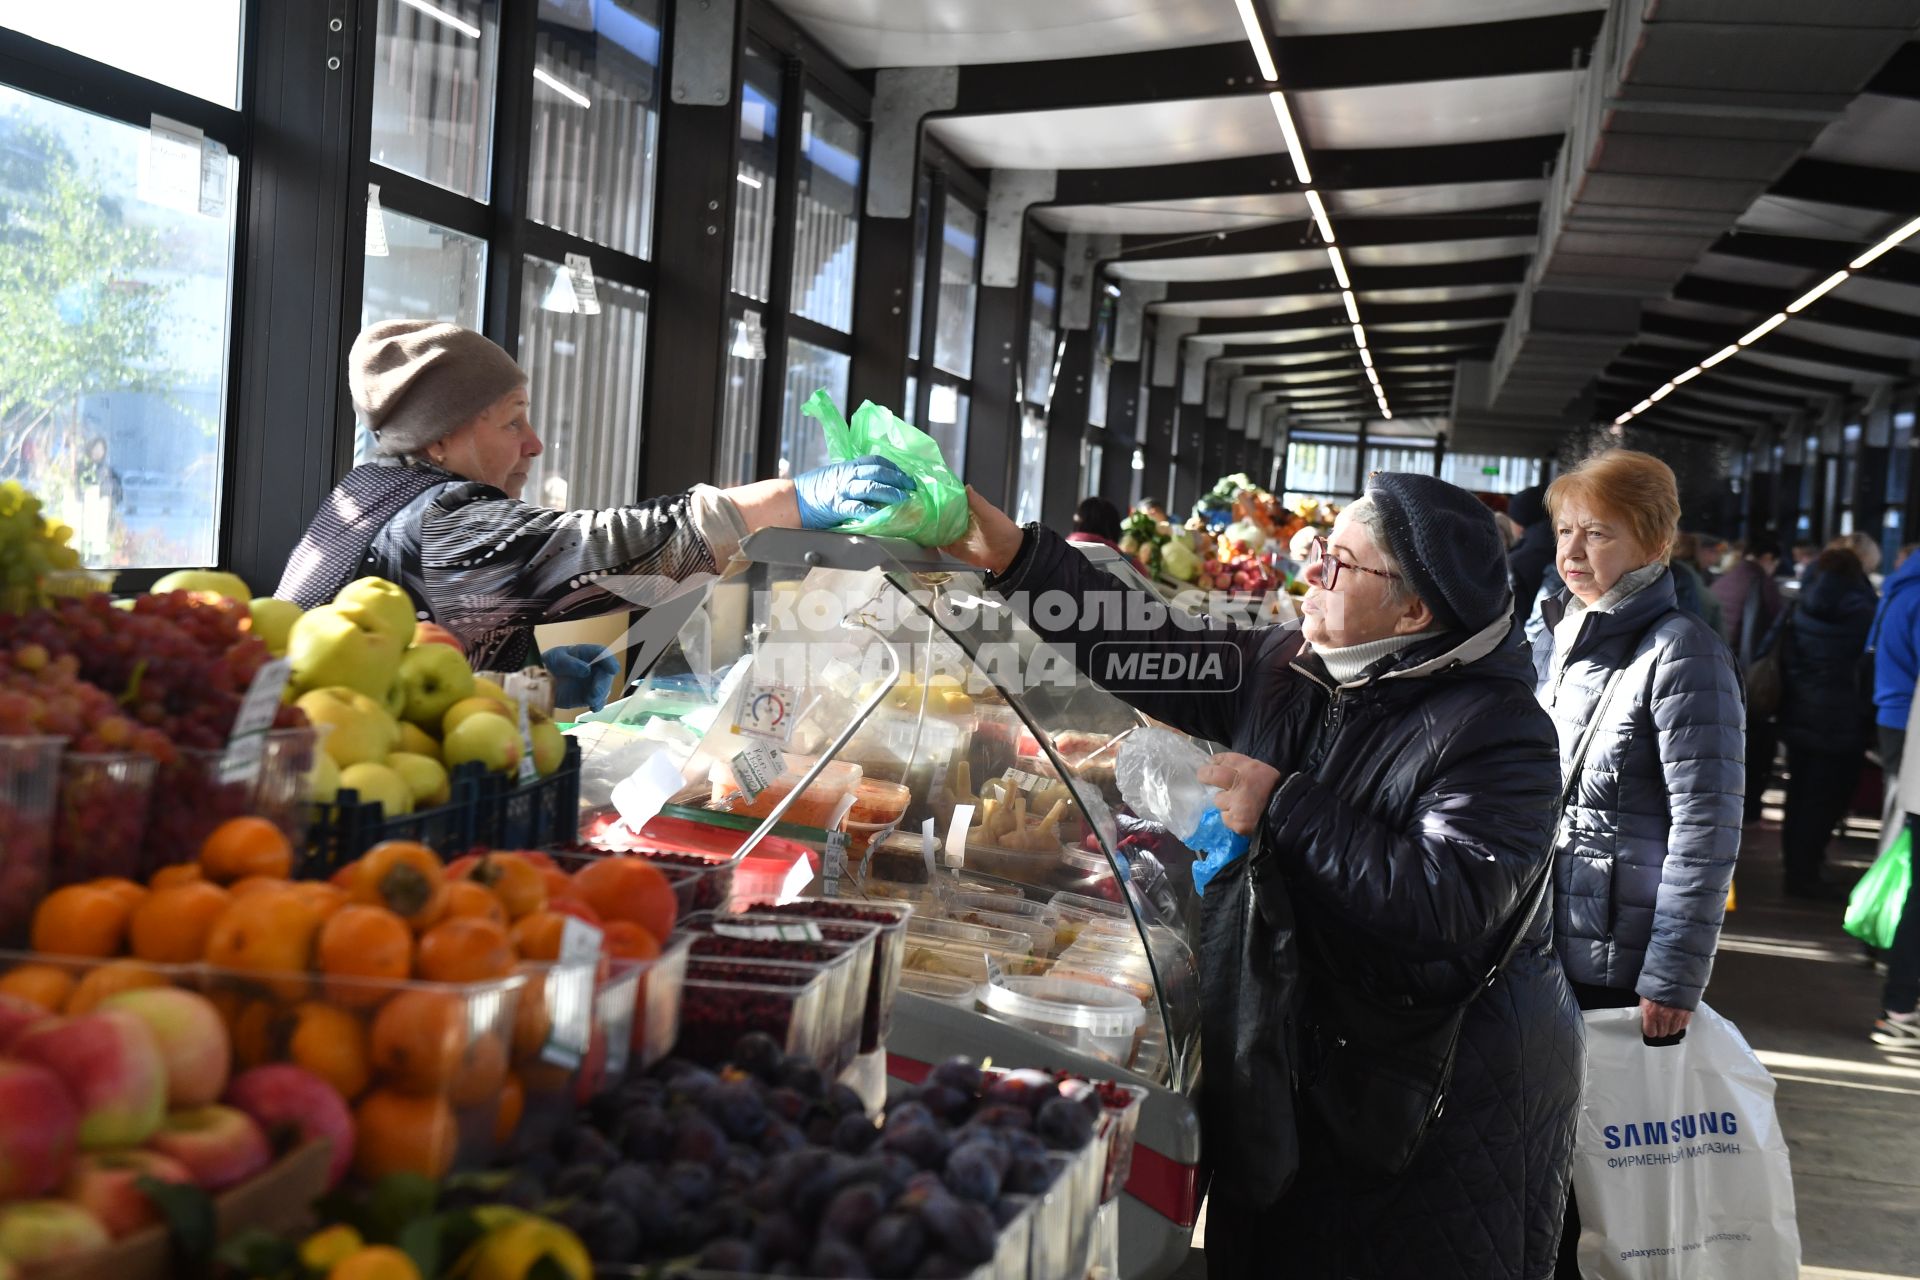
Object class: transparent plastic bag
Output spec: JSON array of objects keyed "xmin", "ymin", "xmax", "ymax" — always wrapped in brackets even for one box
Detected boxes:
[
  {"xmin": 1114, "ymin": 728, "xmax": 1248, "ymax": 894},
  {"xmin": 800, "ymin": 389, "xmax": 970, "ymax": 546}
]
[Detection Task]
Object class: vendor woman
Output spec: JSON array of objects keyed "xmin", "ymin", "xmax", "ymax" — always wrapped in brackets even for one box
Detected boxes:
[{"xmin": 277, "ymin": 320, "xmax": 912, "ymax": 702}]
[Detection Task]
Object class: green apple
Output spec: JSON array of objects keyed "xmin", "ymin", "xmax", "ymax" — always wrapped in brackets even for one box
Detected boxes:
[
  {"xmin": 398, "ymin": 644, "xmax": 475, "ymax": 730},
  {"xmin": 294, "ymin": 688, "xmax": 400, "ymax": 768},
  {"xmin": 246, "ymin": 598, "xmax": 304, "ymax": 656},
  {"xmin": 338, "ymin": 762, "xmax": 414, "ymax": 817},
  {"xmin": 442, "ymin": 696, "xmax": 512, "ymax": 737},
  {"xmin": 443, "ymin": 714, "xmax": 523, "ymax": 775},
  {"xmin": 332, "ymin": 577, "xmax": 418, "ymax": 648},
  {"xmin": 308, "ymin": 749, "xmax": 340, "ymax": 804},
  {"xmin": 386, "ymin": 752, "xmax": 451, "ymax": 808},
  {"xmin": 286, "ymin": 605, "xmax": 404, "ymax": 701},
  {"xmin": 472, "ymin": 676, "xmax": 513, "ymax": 706},
  {"xmin": 152, "ymin": 570, "xmax": 251, "ymax": 602},
  {"xmin": 396, "ymin": 721, "xmax": 440, "ymax": 761},
  {"xmin": 529, "ymin": 712, "xmax": 565, "ymax": 777}
]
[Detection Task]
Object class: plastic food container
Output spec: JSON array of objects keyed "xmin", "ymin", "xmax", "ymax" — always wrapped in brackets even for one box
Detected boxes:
[
  {"xmin": 898, "ymin": 969, "xmax": 980, "ymax": 1006},
  {"xmin": 1097, "ymin": 1082, "xmax": 1150, "ymax": 1202},
  {"xmin": 902, "ymin": 939, "xmax": 1049, "ymax": 983},
  {"xmin": 52, "ymin": 750, "xmax": 157, "ymax": 886},
  {"xmin": 678, "ymin": 957, "xmax": 835, "ymax": 1067},
  {"xmin": 946, "ymin": 906, "xmax": 1057, "ymax": 958},
  {"xmin": 685, "ymin": 916, "xmax": 876, "ymax": 1075},
  {"xmin": 638, "ymin": 850, "xmax": 735, "ymax": 913},
  {"xmin": 744, "ymin": 899, "xmax": 912, "ymax": 1052},
  {"xmin": 907, "ymin": 915, "xmax": 1034, "ymax": 956},
  {"xmin": 1054, "ymin": 843, "xmax": 1122, "ymax": 896},
  {"xmin": 957, "ymin": 840, "xmax": 1063, "ymax": 885},
  {"xmin": 846, "ymin": 777, "xmax": 911, "ymax": 826},
  {"xmin": 708, "ymin": 754, "xmax": 861, "ymax": 829},
  {"xmin": 145, "ymin": 727, "xmax": 315, "ymax": 869},
  {"xmin": 980, "ymin": 975, "xmax": 1146, "ymax": 1066},
  {"xmin": 863, "ymin": 831, "xmax": 932, "ymax": 885},
  {"xmin": 508, "ymin": 958, "xmax": 606, "ymax": 1152},
  {"xmin": 0, "ymin": 736, "xmax": 63, "ymax": 946},
  {"xmin": 611, "ymin": 931, "xmax": 691, "ymax": 1074},
  {"xmin": 1045, "ymin": 890, "xmax": 1134, "ymax": 952}
]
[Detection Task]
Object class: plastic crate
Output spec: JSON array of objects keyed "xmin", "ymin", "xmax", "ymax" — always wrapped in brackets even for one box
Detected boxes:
[{"xmin": 302, "ymin": 738, "xmax": 582, "ymax": 875}]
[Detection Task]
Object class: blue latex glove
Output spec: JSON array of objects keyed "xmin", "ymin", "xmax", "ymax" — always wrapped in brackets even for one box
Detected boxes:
[
  {"xmin": 794, "ymin": 454, "xmax": 917, "ymax": 530},
  {"xmin": 1187, "ymin": 807, "xmax": 1251, "ymax": 897},
  {"xmin": 544, "ymin": 643, "xmax": 621, "ymax": 711}
]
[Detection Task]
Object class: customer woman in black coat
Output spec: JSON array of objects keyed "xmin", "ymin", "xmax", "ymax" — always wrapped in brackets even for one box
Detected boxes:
[
  {"xmin": 944, "ymin": 474, "xmax": 1583, "ymax": 1280},
  {"xmin": 1778, "ymin": 547, "xmax": 1879, "ymax": 897}
]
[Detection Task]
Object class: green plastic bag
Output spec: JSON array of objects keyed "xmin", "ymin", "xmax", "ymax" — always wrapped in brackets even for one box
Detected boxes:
[
  {"xmin": 1844, "ymin": 824, "xmax": 1911, "ymax": 950},
  {"xmin": 800, "ymin": 389, "xmax": 970, "ymax": 546}
]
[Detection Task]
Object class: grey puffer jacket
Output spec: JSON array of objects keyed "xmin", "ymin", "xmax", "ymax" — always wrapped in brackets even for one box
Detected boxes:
[{"xmin": 1534, "ymin": 569, "xmax": 1745, "ymax": 1009}]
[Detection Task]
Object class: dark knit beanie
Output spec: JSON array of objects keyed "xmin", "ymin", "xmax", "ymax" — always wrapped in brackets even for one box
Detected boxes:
[
  {"xmin": 1507, "ymin": 483, "xmax": 1547, "ymax": 530},
  {"xmin": 1363, "ymin": 472, "xmax": 1512, "ymax": 634},
  {"xmin": 350, "ymin": 320, "xmax": 528, "ymax": 457}
]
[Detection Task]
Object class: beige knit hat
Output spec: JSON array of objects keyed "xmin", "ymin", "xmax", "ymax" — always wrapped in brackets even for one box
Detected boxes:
[{"xmin": 349, "ymin": 320, "xmax": 528, "ymax": 457}]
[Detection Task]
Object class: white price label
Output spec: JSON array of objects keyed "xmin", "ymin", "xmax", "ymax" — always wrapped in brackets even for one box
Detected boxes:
[
  {"xmin": 141, "ymin": 114, "xmax": 204, "ymax": 214},
  {"xmin": 1003, "ymin": 767, "xmax": 1051, "ymax": 794},
  {"xmin": 564, "ymin": 252, "xmax": 602, "ymax": 316},
  {"xmin": 983, "ymin": 952, "xmax": 1007, "ymax": 989},
  {"xmin": 823, "ymin": 830, "xmax": 848, "ymax": 898},
  {"xmin": 515, "ymin": 697, "xmax": 538, "ymax": 785},
  {"xmin": 559, "ymin": 916, "xmax": 603, "ymax": 965},
  {"xmin": 365, "ymin": 183, "xmax": 390, "ymax": 256},
  {"xmin": 733, "ymin": 680, "xmax": 798, "ymax": 745},
  {"xmin": 714, "ymin": 921, "xmax": 825, "ymax": 943},
  {"xmin": 540, "ymin": 918, "xmax": 601, "ymax": 1069},
  {"xmin": 729, "ymin": 741, "xmax": 787, "ymax": 804},
  {"xmin": 198, "ymin": 137, "xmax": 228, "ymax": 217},
  {"xmin": 946, "ymin": 803, "xmax": 974, "ymax": 869},
  {"xmin": 219, "ymin": 658, "xmax": 292, "ymax": 788}
]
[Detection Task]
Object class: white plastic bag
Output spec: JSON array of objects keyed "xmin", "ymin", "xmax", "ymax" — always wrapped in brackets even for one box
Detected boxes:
[
  {"xmin": 1114, "ymin": 727, "xmax": 1216, "ymax": 841},
  {"xmin": 1571, "ymin": 1003, "xmax": 1800, "ymax": 1279}
]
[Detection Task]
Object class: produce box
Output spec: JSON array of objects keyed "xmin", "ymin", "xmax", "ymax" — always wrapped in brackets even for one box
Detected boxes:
[{"xmin": 37, "ymin": 1139, "xmax": 333, "ymax": 1280}]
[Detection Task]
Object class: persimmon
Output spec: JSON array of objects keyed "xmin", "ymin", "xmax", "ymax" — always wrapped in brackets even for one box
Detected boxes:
[
  {"xmin": 545, "ymin": 896, "xmax": 602, "ymax": 927},
  {"xmin": 228, "ymin": 876, "xmax": 287, "ymax": 898},
  {"xmin": 0, "ymin": 964, "xmax": 75, "ymax": 1011},
  {"xmin": 148, "ymin": 863, "xmax": 203, "ymax": 890},
  {"xmin": 601, "ymin": 920, "xmax": 662, "ymax": 961},
  {"xmin": 414, "ymin": 917, "xmax": 515, "ymax": 984},
  {"xmin": 509, "ymin": 911, "xmax": 566, "ymax": 962},
  {"xmin": 290, "ymin": 881, "xmax": 349, "ymax": 922},
  {"xmin": 88, "ymin": 878, "xmax": 148, "ymax": 913},
  {"xmin": 31, "ymin": 884, "xmax": 132, "ymax": 958},
  {"xmin": 223, "ymin": 996, "xmax": 282, "ymax": 1069},
  {"xmin": 203, "ymin": 890, "xmax": 323, "ymax": 1000},
  {"xmin": 351, "ymin": 842, "xmax": 446, "ymax": 929},
  {"xmin": 537, "ymin": 866, "xmax": 572, "ymax": 901},
  {"xmin": 370, "ymin": 990, "xmax": 469, "ymax": 1092},
  {"xmin": 289, "ymin": 1002, "xmax": 371, "ymax": 1099},
  {"xmin": 316, "ymin": 906, "xmax": 413, "ymax": 1007},
  {"xmin": 352, "ymin": 1089, "xmax": 457, "ymax": 1181},
  {"xmin": 129, "ymin": 882, "xmax": 231, "ymax": 964},
  {"xmin": 456, "ymin": 853, "xmax": 546, "ymax": 920},
  {"xmin": 441, "ymin": 881, "xmax": 508, "ymax": 929},
  {"xmin": 448, "ymin": 1031, "xmax": 508, "ymax": 1107},
  {"xmin": 65, "ymin": 960, "xmax": 166, "ymax": 1014},
  {"xmin": 199, "ymin": 816, "xmax": 294, "ymax": 883},
  {"xmin": 571, "ymin": 857, "xmax": 677, "ymax": 942},
  {"xmin": 493, "ymin": 1072, "xmax": 525, "ymax": 1147}
]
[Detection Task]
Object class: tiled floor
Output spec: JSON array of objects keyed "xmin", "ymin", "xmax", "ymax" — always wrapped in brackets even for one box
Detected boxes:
[{"xmin": 1166, "ymin": 790, "xmax": 1920, "ymax": 1278}]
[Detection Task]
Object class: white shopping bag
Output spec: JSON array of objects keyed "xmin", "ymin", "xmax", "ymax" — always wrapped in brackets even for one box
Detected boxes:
[{"xmin": 1571, "ymin": 1003, "xmax": 1800, "ymax": 1279}]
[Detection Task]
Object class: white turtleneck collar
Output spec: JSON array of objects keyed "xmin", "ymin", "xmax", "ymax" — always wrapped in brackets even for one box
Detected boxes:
[{"xmin": 1313, "ymin": 632, "xmax": 1428, "ymax": 685}]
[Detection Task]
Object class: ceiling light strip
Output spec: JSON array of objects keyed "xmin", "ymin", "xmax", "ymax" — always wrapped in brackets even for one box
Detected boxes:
[
  {"xmin": 1268, "ymin": 93, "xmax": 1311, "ymax": 185},
  {"xmin": 1232, "ymin": 0, "xmax": 1279, "ymax": 82},
  {"xmin": 397, "ymin": 0, "xmax": 481, "ymax": 39},
  {"xmin": 1342, "ymin": 290, "xmax": 1361, "ymax": 324},
  {"xmin": 1305, "ymin": 189, "xmax": 1334, "ymax": 244},
  {"xmin": 1612, "ymin": 208, "xmax": 1917, "ymax": 428}
]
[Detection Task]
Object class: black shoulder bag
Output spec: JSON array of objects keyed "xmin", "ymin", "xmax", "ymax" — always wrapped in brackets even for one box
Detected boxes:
[{"xmin": 1301, "ymin": 658, "xmax": 1637, "ymax": 1179}]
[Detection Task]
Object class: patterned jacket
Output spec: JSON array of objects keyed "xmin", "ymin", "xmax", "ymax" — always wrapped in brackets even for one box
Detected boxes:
[{"xmin": 275, "ymin": 460, "xmax": 746, "ymax": 670}]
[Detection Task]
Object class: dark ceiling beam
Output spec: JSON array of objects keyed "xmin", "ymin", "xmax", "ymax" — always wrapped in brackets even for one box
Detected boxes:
[
  {"xmin": 1206, "ymin": 327, "xmax": 1502, "ymax": 362},
  {"xmin": 1712, "ymin": 230, "xmax": 1920, "ymax": 288},
  {"xmin": 1866, "ymin": 42, "xmax": 1920, "ymax": 100},
  {"xmin": 1642, "ymin": 403, "xmax": 1762, "ymax": 435},
  {"xmin": 1046, "ymin": 135, "xmax": 1561, "ymax": 207},
  {"xmin": 1117, "ymin": 207, "xmax": 1538, "ymax": 262},
  {"xmin": 1193, "ymin": 295, "xmax": 1514, "ymax": 335},
  {"xmin": 1610, "ymin": 344, "xmax": 1854, "ymax": 400},
  {"xmin": 1159, "ymin": 255, "xmax": 1529, "ymax": 303},
  {"xmin": 1599, "ymin": 371, "xmax": 1806, "ymax": 415},
  {"xmin": 1638, "ymin": 313, "xmax": 1911, "ymax": 379},
  {"xmin": 1673, "ymin": 276, "xmax": 1920, "ymax": 341},
  {"xmin": 1769, "ymin": 158, "xmax": 1920, "ymax": 216},
  {"xmin": 1628, "ymin": 417, "xmax": 1747, "ymax": 444},
  {"xmin": 1214, "ymin": 354, "xmax": 1357, "ymax": 376},
  {"xmin": 945, "ymin": 12, "xmax": 1603, "ymax": 116}
]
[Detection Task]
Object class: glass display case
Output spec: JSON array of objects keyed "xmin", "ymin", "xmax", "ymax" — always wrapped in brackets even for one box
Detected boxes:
[{"xmin": 593, "ymin": 528, "xmax": 1205, "ymax": 1279}]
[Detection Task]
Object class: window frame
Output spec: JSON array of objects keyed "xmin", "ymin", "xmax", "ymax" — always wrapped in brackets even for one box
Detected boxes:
[
  {"xmin": 0, "ymin": 19, "xmax": 251, "ymax": 589},
  {"xmin": 904, "ymin": 141, "xmax": 987, "ymax": 461}
]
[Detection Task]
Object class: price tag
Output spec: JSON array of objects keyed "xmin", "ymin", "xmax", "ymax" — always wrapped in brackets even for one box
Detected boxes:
[
  {"xmin": 1002, "ymin": 767, "xmax": 1051, "ymax": 794},
  {"xmin": 559, "ymin": 916, "xmax": 603, "ymax": 966},
  {"xmin": 946, "ymin": 803, "xmax": 974, "ymax": 869},
  {"xmin": 823, "ymin": 830, "xmax": 848, "ymax": 898},
  {"xmin": 983, "ymin": 952, "xmax": 1007, "ymax": 989},
  {"xmin": 141, "ymin": 115, "xmax": 204, "ymax": 214},
  {"xmin": 733, "ymin": 679, "xmax": 798, "ymax": 745},
  {"xmin": 365, "ymin": 183, "xmax": 390, "ymax": 256},
  {"xmin": 729, "ymin": 741, "xmax": 787, "ymax": 804},
  {"xmin": 715, "ymin": 921, "xmax": 825, "ymax": 943},
  {"xmin": 920, "ymin": 818, "xmax": 938, "ymax": 884},
  {"xmin": 564, "ymin": 252, "xmax": 603, "ymax": 316},
  {"xmin": 198, "ymin": 136, "xmax": 228, "ymax": 217},
  {"xmin": 218, "ymin": 659, "xmax": 292, "ymax": 787},
  {"xmin": 540, "ymin": 918, "xmax": 602, "ymax": 1069},
  {"xmin": 515, "ymin": 697, "xmax": 538, "ymax": 785}
]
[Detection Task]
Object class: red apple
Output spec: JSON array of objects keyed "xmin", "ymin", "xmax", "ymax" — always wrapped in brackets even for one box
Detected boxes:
[
  {"xmin": 12, "ymin": 1011, "xmax": 166, "ymax": 1149},
  {"xmin": 223, "ymin": 1065, "xmax": 355, "ymax": 1189},
  {"xmin": 0, "ymin": 1199, "xmax": 109, "ymax": 1267},
  {"xmin": 0, "ymin": 993, "xmax": 48, "ymax": 1051},
  {"xmin": 412, "ymin": 621, "xmax": 464, "ymax": 653},
  {"xmin": 146, "ymin": 1105, "xmax": 271, "ymax": 1191},
  {"xmin": 100, "ymin": 988, "xmax": 231, "ymax": 1108},
  {"xmin": 0, "ymin": 1060, "xmax": 79, "ymax": 1198},
  {"xmin": 61, "ymin": 1150, "xmax": 195, "ymax": 1238}
]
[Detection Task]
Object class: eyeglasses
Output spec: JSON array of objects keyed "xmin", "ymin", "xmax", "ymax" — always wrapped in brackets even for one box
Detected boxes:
[{"xmin": 1308, "ymin": 535, "xmax": 1402, "ymax": 591}]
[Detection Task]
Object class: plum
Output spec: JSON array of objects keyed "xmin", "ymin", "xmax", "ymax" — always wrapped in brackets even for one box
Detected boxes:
[
  {"xmin": 941, "ymin": 1143, "xmax": 1003, "ymax": 1203},
  {"xmin": 972, "ymin": 1103, "xmax": 1033, "ymax": 1131},
  {"xmin": 881, "ymin": 1118, "xmax": 952, "ymax": 1170},
  {"xmin": 863, "ymin": 1212, "xmax": 929, "ymax": 1279},
  {"xmin": 1035, "ymin": 1096, "xmax": 1094, "ymax": 1150},
  {"xmin": 827, "ymin": 1082, "xmax": 868, "ymax": 1118},
  {"xmin": 918, "ymin": 1193, "xmax": 996, "ymax": 1265},
  {"xmin": 1006, "ymin": 1155, "xmax": 1057, "ymax": 1195},
  {"xmin": 699, "ymin": 1239, "xmax": 763, "ymax": 1272},
  {"xmin": 553, "ymin": 1162, "xmax": 604, "ymax": 1198},
  {"xmin": 886, "ymin": 1101, "xmax": 935, "ymax": 1130},
  {"xmin": 921, "ymin": 1084, "xmax": 974, "ymax": 1123},
  {"xmin": 810, "ymin": 1237, "xmax": 875, "ymax": 1278},
  {"xmin": 822, "ymin": 1181, "xmax": 889, "ymax": 1241},
  {"xmin": 780, "ymin": 1059, "xmax": 828, "ymax": 1099},
  {"xmin": 674, "ymin": 1112, "xmax": 729, "ymax": 1166},
  {"xmin": 620, "ymin": 1105, "xmax": 674, "ymax": 1161},
  {"xmin": 766, "ymin": 1085, "xmax": 812, "ymax": 1123},
  {"xmin": 665, "ymin": 1160, "xmax": 716, "ymax": 1205},
  {"xmin": 601, "ymin": 1163, "xmax": 659, "ymax": 1216},
  {"xmin": 563, "ymin": 1123, "xmax": 622, "ymax": 1168},
  {"xmin": 834, "ymin": 1112, "xmax": 881, "ymax": 1154},
  {"xmin": 574, "ymin": 1203, "xmax": 639, "ymax": 1265},
  {"xmin": 759, "ymin": 1119, "xmax": 809, "ymax": 1155},
  {"xmin": 754, "ymin": 1210, "xmax": 810, "ymax": 1262},
  {"xmin": 912, "ymin": 1255, "xmax": 973, "ymax": 1279},
  {"xmin": 707, "ymin": 1077, "xmax": 772, "ymax": 1141},
  {"xmin": 928, "ymin": 1057, "xmax": 984, "ymax": 1096},
  {"xmin": 731, "ymin": 1031, "xmax": 786, "ymax": 1082}
]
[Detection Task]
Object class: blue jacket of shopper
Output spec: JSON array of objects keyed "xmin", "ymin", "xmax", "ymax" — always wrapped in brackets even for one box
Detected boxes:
[
  {"xmin": 1779, "ymin": 568, "xmax": 1878, "ymax": 755},
  {"xmin": 1535, "ymin": 567, "xmax": 1745, "ymax": 1009},
  {"xmin": 1870, "ymin": 550, "xmax": 1920, "ymax": 730}
]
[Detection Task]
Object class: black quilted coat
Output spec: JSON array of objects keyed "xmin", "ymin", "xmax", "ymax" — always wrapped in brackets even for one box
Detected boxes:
[{"xmin": 990, "ymin": 526, "xmax": 1584, "ymax": 1280}]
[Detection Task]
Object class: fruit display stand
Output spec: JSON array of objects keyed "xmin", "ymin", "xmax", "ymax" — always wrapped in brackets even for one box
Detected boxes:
[{"xmin": 607, "ymin": 528, "xmax": 1207, "ymax": 1280}]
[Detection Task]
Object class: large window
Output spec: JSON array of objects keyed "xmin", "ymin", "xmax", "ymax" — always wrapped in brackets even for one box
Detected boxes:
[
  {"xmin": 1439, "ymin": 453, "xmax": 1541, "ymax": 491},
  {"xmin": 363, "ymin": 0, "xmax": 664, "ymax": 512},
  {"xmin": 1025, "ymin": 260, "xmax": 1059, "ymax": 407},
  {"xmin": 934, "ymin": 200, "xmax": 980, "ymax": 379},
  {"xmin": 0, "ymin": 79, "xmax": 239, "ymax": 569},
  {"xmin": 1286, "ymin": 437, "xmax": 1360, "ymax": 496},
  {"xmin": 1, "ymin": 1, "xmax": 244, "ymax": 106},
  {"xmin": 903, "ymin": 161, "xmax": 982, "ymax": 475}
]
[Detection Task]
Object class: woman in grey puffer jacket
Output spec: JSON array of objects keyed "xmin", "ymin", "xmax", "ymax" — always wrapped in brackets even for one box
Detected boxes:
[{"xmin": 1533, "ymin": 450, "xmax": 1744, "ymax": 1278}]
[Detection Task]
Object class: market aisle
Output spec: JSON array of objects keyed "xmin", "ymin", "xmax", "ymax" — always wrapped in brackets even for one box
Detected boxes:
[{"xmin": 1170, "ymin": 798, "xmax": 1920, "ymax": 1279}]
